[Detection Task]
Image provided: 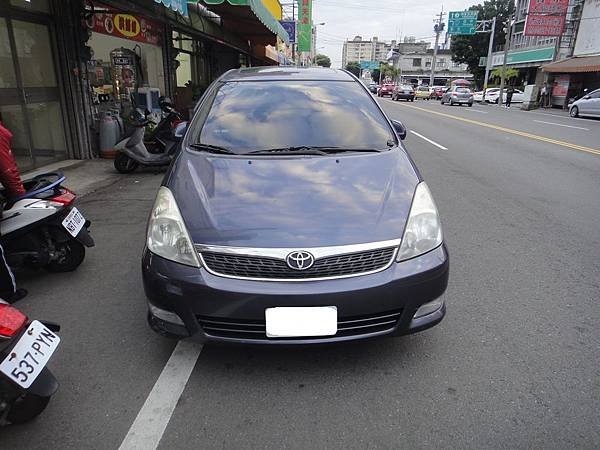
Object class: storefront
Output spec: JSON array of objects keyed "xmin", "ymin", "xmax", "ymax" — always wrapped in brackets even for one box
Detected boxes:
[{"xmin": 0, "ymin": 0, "xmax": 70, "ymax": 171}]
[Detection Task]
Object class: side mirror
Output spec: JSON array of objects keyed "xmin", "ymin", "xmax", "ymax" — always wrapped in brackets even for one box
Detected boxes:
[
  {"xmin": 173, "ymin": 121, "xmax": 189, "ymax": 139},
  {"xmin": 391, "ymin": 120, "xmax": 407, "ymax": 140}
]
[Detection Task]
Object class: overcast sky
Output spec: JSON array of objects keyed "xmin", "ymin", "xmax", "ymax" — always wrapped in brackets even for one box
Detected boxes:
[{"xmin": 301, "ymin": 0, "xmax": 480, "ymax": 68}]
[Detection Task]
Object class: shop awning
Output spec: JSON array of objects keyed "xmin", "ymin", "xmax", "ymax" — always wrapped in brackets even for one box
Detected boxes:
[
  {"xmin": 200, "ymin": 0, "xmax": 290, "ymax": 45},
  {"xmin": 154, "ymin": 0, "xmax": 188, "ymax": 16},
  {"xmin": 542, "ymin": 55, "xmax": 600, "ymax": 73}
]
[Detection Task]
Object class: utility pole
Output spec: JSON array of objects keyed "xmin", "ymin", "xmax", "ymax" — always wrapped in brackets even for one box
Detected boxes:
[
  {"xmin": 498, "ymin": 14, "xmax": 513, "ymax": 107},
  {"xmin": 482, "ymin": 16, "xmax": 496, "ymax": 98},
  {"xmin": 430, "ymin": 7, "xmax": 445, "ymax": 86}
]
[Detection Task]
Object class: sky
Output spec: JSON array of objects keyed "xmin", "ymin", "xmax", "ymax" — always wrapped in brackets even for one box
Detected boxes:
[{"xmin": 298, "ymin": 0, "xmax": 481, "ymax": 68}]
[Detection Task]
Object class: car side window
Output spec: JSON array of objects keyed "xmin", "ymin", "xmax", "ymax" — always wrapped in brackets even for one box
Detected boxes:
[{"xmin": 590, "ymin": 91, "xmax": 600, "ymax": 99}]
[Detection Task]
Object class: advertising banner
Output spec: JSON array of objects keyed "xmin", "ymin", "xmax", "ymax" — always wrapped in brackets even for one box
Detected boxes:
[
  {"xmin": 280, "ymin": 20, "xmax": 296, "ymax": 43},
  {"xmin": 88, "ymin": 13, "xmax": 162, "ymax": 46},
  {"xmin": 552, "ymin": 74, "xmax": 570, "ymax": 97},
  {"xmin": 524, "ymin": 0, "xmax": 569, "ymax": 36},
  {"xmin": 297, "ymin": 0, "xmax": 312, "ymax": 52}
]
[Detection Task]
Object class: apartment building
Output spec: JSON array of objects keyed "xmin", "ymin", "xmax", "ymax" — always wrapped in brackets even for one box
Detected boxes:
[{"xmin": 341, "ymin": 36, "xmax": 395, "ymax": 68}]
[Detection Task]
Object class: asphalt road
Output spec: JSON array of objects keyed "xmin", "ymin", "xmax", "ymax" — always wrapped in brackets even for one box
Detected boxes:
[{"xmin": 2, "ymin": 100, "xmax": 600, "ymax": 449}]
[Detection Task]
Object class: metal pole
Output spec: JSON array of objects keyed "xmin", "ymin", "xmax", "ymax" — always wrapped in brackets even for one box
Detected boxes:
[
  {"xmin": 430, "ymin": 9, "xmax": 444, "ymax": 86},
  {"xmin": 498, "ymin": 15, "xmax": 513, "ymax": 106},
  {"xmin": 482, "ymin": 16, "xmax": 496, "ymax": 98}
]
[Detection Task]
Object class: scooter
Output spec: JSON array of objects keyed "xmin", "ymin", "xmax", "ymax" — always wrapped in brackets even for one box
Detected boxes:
[
  {"xmin": 0, "ymin": 172, "xmax": 94, "ymax": 273},
  {"xmin": 0, "ymin": 299, "xmax": 60, "ymax": 424},
  {"xmin": 113, "ymin": 99, "xmax": 183, "ymax": 174}
]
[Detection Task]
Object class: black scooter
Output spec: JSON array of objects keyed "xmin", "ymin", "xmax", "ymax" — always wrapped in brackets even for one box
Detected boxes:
[
  {"xmin": 113, "ymin": 99, "xmax": 183, "ymax": 174},
  {"xmin": 0, "ymin": 300, "xmax": 60, "ymax": 424}
]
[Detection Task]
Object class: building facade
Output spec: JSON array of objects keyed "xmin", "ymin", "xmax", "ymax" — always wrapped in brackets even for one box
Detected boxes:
[
  {"xmin": 342, "ymin": 36, "xmax": 394, "ymax": 68},
  {"xmin": 0, "ymin": 0, "xmax": 288, "ymax": 171}
]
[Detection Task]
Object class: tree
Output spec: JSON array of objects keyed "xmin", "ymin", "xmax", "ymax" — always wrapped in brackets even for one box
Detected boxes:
[
  {"xmin": 379, "ymin": 63, "xmax": 399, "ymax": 82},
  {"xmin": 345, "ymin": 61, "xmax": 361, "ymax": 77},
  {"xmin": 490, "ymin": 67, "xmax": 518, "ymax": 83},
  {"xmin": 371, "ymin": 68, "xmax": 381, "ymax": 83},
  {"xmin": 450, "ymin": 0, "xmax": 515, "ymax": 87},
  {"xmin": 315, "ymin": 54, "xmax": 331, "ymax": 67}
]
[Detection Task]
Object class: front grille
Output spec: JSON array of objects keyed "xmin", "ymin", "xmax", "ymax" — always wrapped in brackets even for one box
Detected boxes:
[
  {"xmin": 200, "ymin": 247, "xmax": 396, "ymax": 280},
  {"xmin": 197, "ymin": 310, "xmax": 402, "ymax": 341}
]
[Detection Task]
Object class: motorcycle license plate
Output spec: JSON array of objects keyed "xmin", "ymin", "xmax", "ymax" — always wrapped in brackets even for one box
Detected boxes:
[
  {"xmin": 62, "ymin": 207, "xmax": 85, "ymax": 237},
  {"xmin": 0, "ymin": 321, "xmax": 60, "ymax": 389}
]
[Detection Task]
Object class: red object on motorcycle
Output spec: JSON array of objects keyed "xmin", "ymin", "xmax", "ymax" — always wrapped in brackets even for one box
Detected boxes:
[
  {"xmin": 49, "ymin": 187, "xmax": 76, "ymax": 206},
  {"xmin": 0, "ymin": 123, "xmax": 26, "ymax": 197},
  {"xmin": 0, "ymin": 304, "xmax": 27, "ymax": 337},
  {"xmin": 171, "ymin": 119, "xmax": 184, "ymax": 130}
]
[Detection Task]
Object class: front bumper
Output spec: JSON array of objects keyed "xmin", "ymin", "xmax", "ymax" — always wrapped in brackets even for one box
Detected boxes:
[{"xmin": 142, "ymin": 244, "xmax": 449, "ymax": 345}]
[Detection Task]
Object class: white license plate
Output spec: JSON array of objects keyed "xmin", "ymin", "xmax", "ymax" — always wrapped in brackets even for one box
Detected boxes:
[
  {"xmin": 265, "ymin": 306, "xmax": 337, "ymax": 338},
  {"xmin": 0, "ymin": 320, "xmax": 60, "ymax": 389},
  {"xmin": 61, "ymin": 207, "xmax": 85, "ymax": 237}
]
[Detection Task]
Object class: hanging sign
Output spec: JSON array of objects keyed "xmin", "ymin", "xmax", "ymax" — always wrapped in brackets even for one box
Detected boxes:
[
  {"xmin": 524, "ymin": 0, "xmax": 569, "ymax": 36},
  {"xmin": 88, "ymin": 13, "xmax": 162, "ymax": 46},
  {"xmin": 297, "ymin": 0, "xmax": 312, "ymax": 52}
]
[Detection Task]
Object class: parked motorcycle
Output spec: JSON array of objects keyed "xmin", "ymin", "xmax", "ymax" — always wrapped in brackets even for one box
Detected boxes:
[
  {"xmin": 0, "ymin": 172, "xmax": 94, "ymax": 272},
  {"xmin": 113, "ymin": 98, "xmax": 183, "ymax": 174},
  {"xmin": 0, "ymin": 299, "xmax": 60, "ymax": 424}
]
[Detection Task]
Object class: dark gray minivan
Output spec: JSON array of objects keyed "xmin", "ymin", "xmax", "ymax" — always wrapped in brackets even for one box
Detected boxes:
[{"xmin": 142, "ymin": 67, "xmax": 448, "ymax": 345}]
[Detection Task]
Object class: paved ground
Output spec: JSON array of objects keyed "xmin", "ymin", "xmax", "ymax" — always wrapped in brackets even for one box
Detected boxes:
[{"xmin": 2, "ymin": 100, "xmax": 599, "ymax": 449}]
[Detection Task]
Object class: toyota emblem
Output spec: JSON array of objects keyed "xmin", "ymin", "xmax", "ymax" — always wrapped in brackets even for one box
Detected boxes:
[{"xmin": 286, "ymin": 251, "xmax": 315, "ymax": 271}]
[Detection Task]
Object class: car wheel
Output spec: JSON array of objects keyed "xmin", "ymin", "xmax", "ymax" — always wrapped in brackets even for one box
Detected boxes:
[
  {"xmin": 468, "ymin": 103, "xmax": 473, "ymax": 107},
  {"xmin": 570, "ymin": 106, "xmax": 579, "ymax": 118}
]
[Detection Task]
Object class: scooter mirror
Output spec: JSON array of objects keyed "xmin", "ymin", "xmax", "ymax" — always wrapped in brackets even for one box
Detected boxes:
[{"xmin": 173, "ymin": 121, "xmax": 189, "ymax": 139}]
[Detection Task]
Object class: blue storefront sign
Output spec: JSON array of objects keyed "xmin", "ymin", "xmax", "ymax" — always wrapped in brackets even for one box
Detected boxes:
[
  {"xmin": 279, "ymin": 20, "xmax": 296, "ymax": 43},
  {"xmin": 360, "ymin": 61, "xmax": 380, "ymax": 70}
]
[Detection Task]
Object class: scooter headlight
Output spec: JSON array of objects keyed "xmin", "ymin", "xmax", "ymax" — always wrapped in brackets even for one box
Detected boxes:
[{"xmin": 147, "ymin": 187, "xmax": 200, "ymax": 267}]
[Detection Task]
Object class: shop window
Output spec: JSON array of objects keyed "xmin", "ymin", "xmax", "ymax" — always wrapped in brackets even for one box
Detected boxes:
[{"xmin": 0, "ymin": 19, "xmax": 17, "ymax": 88}]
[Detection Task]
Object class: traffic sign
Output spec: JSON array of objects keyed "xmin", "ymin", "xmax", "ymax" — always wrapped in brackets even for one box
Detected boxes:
[{"xmin": 448, "ymin": 10, "xmax": 479, "ymax": 35}]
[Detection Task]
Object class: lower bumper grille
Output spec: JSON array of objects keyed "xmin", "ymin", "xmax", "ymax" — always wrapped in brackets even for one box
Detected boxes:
[{"xmin": 197, "ymin": 310, "xmax": 402, "ymax": 341}]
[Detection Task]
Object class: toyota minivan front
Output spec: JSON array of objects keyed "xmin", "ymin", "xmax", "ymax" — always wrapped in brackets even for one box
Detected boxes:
[{"xmin": 142, "ymin": 67, "xmax": 448, "ymax": 345}]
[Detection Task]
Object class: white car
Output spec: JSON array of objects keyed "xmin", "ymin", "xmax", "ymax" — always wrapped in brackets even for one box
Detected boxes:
[
  {"xmin": 569, "ymin": 88, "xmax": 600, "ymax": 118},
  {"xmin": 473, "ymin": 91, "xmax": 485, "ymax": 102},
  {"xmin": 485, "ymin": 88, "xmax": 524, "ymax": 104}
]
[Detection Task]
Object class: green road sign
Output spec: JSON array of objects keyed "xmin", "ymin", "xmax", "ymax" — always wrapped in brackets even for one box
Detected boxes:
[{"xmin": 448, "ymin": 10, "xmax": 478, "ymax": 35}]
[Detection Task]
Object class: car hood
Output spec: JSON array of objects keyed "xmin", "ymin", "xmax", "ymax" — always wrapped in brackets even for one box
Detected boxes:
[{"xmin": 168, "ymin": 148, "xmax": 420, "ymax": 248}]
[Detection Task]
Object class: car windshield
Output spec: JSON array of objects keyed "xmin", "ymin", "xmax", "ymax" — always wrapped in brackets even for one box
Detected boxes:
[
  {"xmin": 456, "ymin": 87, "xmax": 470, "ymax": 93},
  {"xmin": 192, "ymin": 80, "xmax": 395, "ymax": 154}
]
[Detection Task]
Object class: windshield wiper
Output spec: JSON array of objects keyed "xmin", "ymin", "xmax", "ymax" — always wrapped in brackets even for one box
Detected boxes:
[
  {"xmin": 246, "ymin": 146, "xmax": 383, "ymax": 155},
  {"xmin": 189, "ymin": 143, "xmax": 237, "ymax": 154}
]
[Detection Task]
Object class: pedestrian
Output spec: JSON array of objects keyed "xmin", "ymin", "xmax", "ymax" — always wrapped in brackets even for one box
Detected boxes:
[
  {"xmin": 0, "ymin": 121, "xmax": 27, "ymax": 303},
  {"xmin": 505, "ymin": 86, "xmax": 514, "ymax": 108},
  {"xmin": 540, "ymin": 82, "xmax": 548, "ymax": 108}
]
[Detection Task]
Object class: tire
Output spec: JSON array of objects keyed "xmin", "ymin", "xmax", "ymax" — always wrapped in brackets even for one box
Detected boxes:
[
  {"xmin": 468, "ymin": 103, "xmax": 473, "ymax": 107},
  {"xmin": 114, "ymin": 153, "xmax": 138, "ymax": 174},
  {"xmin": 570, "ymin": 106, "xmax": 579, "ymax": 118},
  {"xmin": 46, "ymin": 239, "xmax": 86, "ymax": 273},
  {"xmin": 6, "ymin": 394, "xmax": 51, "ymax": 424}
]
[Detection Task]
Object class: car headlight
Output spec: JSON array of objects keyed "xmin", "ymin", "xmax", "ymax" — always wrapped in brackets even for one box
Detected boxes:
[
  {"xmin": 147, "ymin": 186, "xmax": 200, "ymax": 267},
  {"xmin": 397, "ymin": 182, "xmax": 443, "ymax": 262}
]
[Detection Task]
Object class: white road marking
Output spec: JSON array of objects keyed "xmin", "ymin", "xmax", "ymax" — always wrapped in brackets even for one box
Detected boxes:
[
  {"xmin": 119, "ymin": 340, "xmax": 203, "ymax": 450},
  {"xmin": 409, "ymin": 130, "xmax": 448, "ymax": 150},
  {"xmin": 522, "ymin": 110, "xmax": 593, "ymax": 122},
  {"xmin": 533, "ymin": 120, "xmax": 589, "ymax": 131},
  {"xmin": 462, "ymin": 107, "xmax": 488, "ymax": 114}
]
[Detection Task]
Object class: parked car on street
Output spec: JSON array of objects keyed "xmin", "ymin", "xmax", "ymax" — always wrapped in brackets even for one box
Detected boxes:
[
  {"xmin": 368, "ymin": 83, "xmax": 379, "ymax": 94},
  {"xmin": 415, "ymin": 86, "xmax": 431, "ymax": 100},
  {"xmin": 392, "ymin": 85, "xmax": 415, "ymax": 101},
  {"xmin": 485, "ymin": 88, "xmax": 524, "ymax": 104},
  {"xmin": 441, "ymin": 86, "xmax": 474, "ymax": 106},
  {"xmin": 378, "ymin": 83, "xmax": 395, "ymax": 97},
  {"xmin": 143, "ymin": 67, "xmax": 448, "ymax": 345},
  {"xmin": 569, "ymin": 88, "xmax": 600, "ymax": 118}
]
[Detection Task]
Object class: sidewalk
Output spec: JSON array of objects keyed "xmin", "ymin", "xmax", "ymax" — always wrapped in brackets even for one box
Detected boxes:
[{"xmin": 23, "ymin": 158, "xmax": 123, "ymax": 198}]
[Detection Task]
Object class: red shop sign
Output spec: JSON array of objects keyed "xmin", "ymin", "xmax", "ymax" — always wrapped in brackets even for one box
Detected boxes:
[
  {"xmin": 524, "ymin": 0, "xmax": 569, "ymax": 36},
  {"xmin": 87, "ymin": 12, "xmax": 162, "ymax": 45}
]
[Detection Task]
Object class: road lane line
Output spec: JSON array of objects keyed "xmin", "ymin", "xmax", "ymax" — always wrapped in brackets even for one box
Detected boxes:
[
  {"xmin": 409, "ymin": 130, "xmax": 448, "ymax": 150},
  {"xmin": 522, "ymin": 110, "xmax": 594, "ymax": 122},
  {"xmin": 394, "ymin": 103, "xmax": 600, "ymax": 156},
  {"xmin": 119, "ymin": 340, "xmax": 203, "ymax": 450},
  {"xmin": 533, "ymin": 120, "xmax": 589, "ymax": 131}
]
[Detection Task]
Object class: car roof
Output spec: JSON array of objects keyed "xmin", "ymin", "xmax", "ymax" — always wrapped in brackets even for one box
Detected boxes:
[{"xmin": 219, "ymin": 66, "xmax": 355, "ymax": 82}]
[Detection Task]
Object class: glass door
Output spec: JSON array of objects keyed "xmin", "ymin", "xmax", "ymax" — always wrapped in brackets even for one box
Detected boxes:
[{"xmin": 0, "ymin": 16, "xmax": 66, "ymax": 170}]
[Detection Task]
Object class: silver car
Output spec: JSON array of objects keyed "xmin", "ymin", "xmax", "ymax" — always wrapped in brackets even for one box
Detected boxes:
[
  {"xmin": 441, "ymin": 87, "xmax": 474, "ymax": 107},
  {"xmin": 569, "ymin": 89, "xmax": 600, "ymax": 118}
]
